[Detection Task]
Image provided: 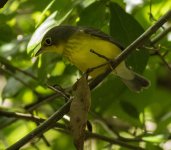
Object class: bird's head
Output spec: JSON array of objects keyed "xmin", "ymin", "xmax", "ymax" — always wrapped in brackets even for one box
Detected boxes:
[{"xmin": 35, "ymin": 25, "xmax": 77, "ymax": 56}]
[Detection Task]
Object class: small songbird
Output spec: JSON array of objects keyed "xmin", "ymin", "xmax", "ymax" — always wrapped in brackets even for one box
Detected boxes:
[{"xmin": 36, "ymin": 25, "xmax": 149, "ymax": 92}]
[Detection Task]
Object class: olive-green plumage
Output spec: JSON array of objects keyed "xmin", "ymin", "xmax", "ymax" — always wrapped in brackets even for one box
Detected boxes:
[{"xmin": 36, "ymin": 25, "xmax": 149, "ymax": 92}]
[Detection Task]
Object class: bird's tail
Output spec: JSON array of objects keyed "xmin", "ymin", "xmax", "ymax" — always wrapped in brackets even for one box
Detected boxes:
[
  {"xmin": 121, "ymin": 72, "xmax": 150, "ymax": 92},
  {"xmin": 114, "ymin": 62, "xmax": 150, "ymax": 92}
]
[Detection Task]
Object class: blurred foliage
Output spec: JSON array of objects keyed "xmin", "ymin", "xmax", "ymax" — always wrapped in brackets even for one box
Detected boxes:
[{"xmin": 0, "ymin": 0, "xmax": 171, "ymax": 150}]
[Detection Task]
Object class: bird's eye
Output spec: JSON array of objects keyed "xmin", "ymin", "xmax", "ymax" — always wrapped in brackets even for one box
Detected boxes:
[{"xmin": 44, "ymin": 37, "xmax": 52, "ymax": 46}]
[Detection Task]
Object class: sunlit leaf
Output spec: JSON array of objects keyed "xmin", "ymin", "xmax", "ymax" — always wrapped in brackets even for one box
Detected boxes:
[
  {"xmin": 2, "ymin": 72, "xmax": 36, "ymax": 99},
  {"xmin": 2, "ymin": 77, "xmax": 23, "ymax": 99},
  {"xmin": 143, "ymin": 135, "xmax": 164, "ymax": 143},
  {"xmin": 27, "ymin": 12, "xmax": 58, "ymax": 56}
]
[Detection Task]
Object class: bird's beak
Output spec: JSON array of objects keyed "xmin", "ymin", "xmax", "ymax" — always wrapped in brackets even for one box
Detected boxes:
[{"xmin": 35, "ymin": 48, "xmax": 43, "ymax": 56}]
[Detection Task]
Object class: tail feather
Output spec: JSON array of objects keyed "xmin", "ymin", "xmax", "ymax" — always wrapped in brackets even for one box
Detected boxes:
[
  {"xmin": 114, "ymin": 62, "xmax": 150, "ymax": 92},
  {"xmin": 121, "ymin": 73, "xmax": 150, "ymax": 92}
]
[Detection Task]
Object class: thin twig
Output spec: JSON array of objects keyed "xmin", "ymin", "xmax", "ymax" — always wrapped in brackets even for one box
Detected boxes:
[
  {"xmin": 0, "ymin": 56, "xmax": 37, "ymax": 80},
  {"xmin": 156, "ymin": 50, "xmax": 171, "ymax": 71},
  {"xmin": 85, "ymin": 132, "xmax": 144, "ymax": 150},
  {"xmin": 149, "ymin": 26, "xmax": 171, "ymax": 71},
  {"xmin": 0, "ymin": 110, "xmax": 44, "ymax": 123},
  {"xmin": 0, "ymin": 58, "xmax": 39, "ymax": 95},
  {"xmin": 0, "ymin": 68, "xmax": 35, "ymax": 92},
  {"xmin": 0, "ymin": 109, "xmax": 67, "ymax": 129},
  {"xmin": 46, "ymin": 84, "xmax": 70, "ymax": 101},
  {"xmin": 151, "ymin": 26, "xmax": 171, "ymax": 45},
  {"xmin": 25, "ymin": 93, "xmax": 61, "ymax": 112}
]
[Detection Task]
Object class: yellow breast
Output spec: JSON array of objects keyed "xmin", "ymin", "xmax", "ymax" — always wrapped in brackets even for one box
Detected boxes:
[{"xmin": 64, "ymin": 32, "xmax": 121, "ymax": 77}]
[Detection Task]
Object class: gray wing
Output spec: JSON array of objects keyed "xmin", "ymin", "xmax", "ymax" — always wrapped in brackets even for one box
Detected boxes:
[{"xmin": 81, "ymin": 27, "xmax": 124, "ymax": 50}]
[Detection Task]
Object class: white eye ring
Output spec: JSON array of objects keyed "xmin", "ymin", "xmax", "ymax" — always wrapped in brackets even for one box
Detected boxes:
[{"xmin": 44, "ymin": 37, "xmax": 52, "ymax": 46}]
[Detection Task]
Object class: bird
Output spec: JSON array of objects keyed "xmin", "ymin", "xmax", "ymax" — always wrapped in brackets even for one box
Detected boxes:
[{"xmin": 35, "ymin": 25, "xmax": 149, "ymax": 92}]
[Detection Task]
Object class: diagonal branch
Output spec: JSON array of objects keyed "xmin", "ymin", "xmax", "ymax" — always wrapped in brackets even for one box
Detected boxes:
[
  {"xmin": 89, "ymin": 10, "xmax": 171, "ymax": 90},
  {"xmin": 6, "ymin": 100, "xmax": 72, "ymax": 150}
]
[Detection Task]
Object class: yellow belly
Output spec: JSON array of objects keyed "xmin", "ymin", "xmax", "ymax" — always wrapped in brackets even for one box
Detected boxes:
[{"xmin": 64, "ymin": 33, "xmax": 122, "ymax": 77}]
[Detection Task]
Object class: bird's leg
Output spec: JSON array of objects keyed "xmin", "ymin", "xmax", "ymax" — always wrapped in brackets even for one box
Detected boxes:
[
  {"xmin": 84, "ymin": 70, "xmax": 89, "ymax": 80},
  {"xmin": 84, "ymin": 68, "xmax": 94, "ymax": 78}
]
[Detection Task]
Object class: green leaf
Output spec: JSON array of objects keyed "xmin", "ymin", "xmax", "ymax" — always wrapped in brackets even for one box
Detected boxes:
[
  {"xmin": 120, "ymin": 69, "xmax": 156, "ymax": 113},
  {"xmin": 47, "ymin": 64, "xmax": 78, "ymax": 88},
  {"xmin": 109, "ymin": 2, "xmax": 149, "ymax": 73},
  {"xmin": 109, "ymin": 2, "xmax": 145, "ymax": 46},
  {"xmin": 143, "ymin": 135, "xmax": 164, "ymax": 143},
  {"xmin": 2, "ymin": 77, "xmax": 23, "ymax": 99},
  {"xmin": 78, "ymin": 1, "xmax": 107, "ymax": 28},
  {"xmin": 2, "ymin": 72, "xmax": 36, "ymax": 99},
  {"xmin": 91, "ymin": 75, "xmax": 126, "ymax": 114},
  {"xmin": 0, "ymin": 24, "xmax": 14, "ymax": 44},
  {"xmin": 120, "ymin": 100, "xmax": 139, "ymax": 119},
  {"xmin": 27, "ymin": 12, "xmax": 58, "ymax": 56},
  {"xmin": 37, "ymin": 53, "xmax": 61, "ymax": 84}
]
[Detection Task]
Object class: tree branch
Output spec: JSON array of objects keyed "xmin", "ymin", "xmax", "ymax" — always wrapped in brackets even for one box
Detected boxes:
[
  {"xmin": 0, "ymin": 109, "xmax": 66, "ymax": 129},
  {"xmin": 0, "ymin": 56, "xmax": 37, "ymax": 80},
  {"xmin": 1, "ymin": 109, "xmax": 144, "ymax": 150},
  {"xmin": 0, "ymin": 68, "xmax": 36, "ymax": 92},
  {"xmin": 6, "ymin": 100, "xmax": 72, "ymax": 150}
]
